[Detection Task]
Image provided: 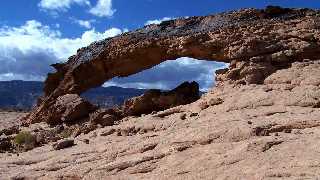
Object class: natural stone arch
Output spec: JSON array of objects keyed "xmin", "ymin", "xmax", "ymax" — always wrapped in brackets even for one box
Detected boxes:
[
  {"xmin": 23, "ymin": 6, "xmax": 320, "ymax": 124},
  {"xmin": 97, "ymin": 57, "xmax": 227, "ymax": 91}
]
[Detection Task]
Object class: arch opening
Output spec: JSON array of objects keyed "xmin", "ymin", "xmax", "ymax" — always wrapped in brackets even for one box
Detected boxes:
[{"xmin": 104, "ymin": 57, "xmax": 228, "ymax": 92}]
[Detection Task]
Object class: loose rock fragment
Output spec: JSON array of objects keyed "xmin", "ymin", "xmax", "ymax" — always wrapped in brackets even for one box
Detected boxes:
[{"xmin": 53, "ymin": 139, "xmax": 75, "ymax": 150}]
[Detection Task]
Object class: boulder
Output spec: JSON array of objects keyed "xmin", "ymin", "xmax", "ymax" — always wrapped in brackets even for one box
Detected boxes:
[
  {"xmin": 89, "ymin": 108, "xmax": 121, "ymax": 126},
  {"xmin": 122, "ymin": 81, "xmax": 200, "ymax": 116},
  {"xmin": 46, "ymin": 94, "xmax": 96, "ymax": 125}
]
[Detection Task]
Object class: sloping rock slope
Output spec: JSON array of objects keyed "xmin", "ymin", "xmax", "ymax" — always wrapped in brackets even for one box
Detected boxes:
[
  {"xmin": 1, "ymin": 6, "xmax": 320, "ymax": 179},
  {"xmin": 1, "ymin": 59, "xmax": 320, "ymax": 179}
]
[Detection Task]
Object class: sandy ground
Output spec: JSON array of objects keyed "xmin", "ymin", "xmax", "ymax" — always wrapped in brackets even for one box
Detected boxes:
[{"xmin": 0, "ymin": 111, "xmax": 26, "ymax": 129}]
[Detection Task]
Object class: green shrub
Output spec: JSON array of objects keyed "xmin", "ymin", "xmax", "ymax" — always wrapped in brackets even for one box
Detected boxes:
[{"xmin": 14, "ymin": 131, "xmax": 36, "ymax": 151}]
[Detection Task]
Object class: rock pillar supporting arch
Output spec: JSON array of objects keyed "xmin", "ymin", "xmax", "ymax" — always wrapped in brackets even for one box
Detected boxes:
[{"xmin": 24, "ymin": 6, "xmax": 320, "ymax": 124}]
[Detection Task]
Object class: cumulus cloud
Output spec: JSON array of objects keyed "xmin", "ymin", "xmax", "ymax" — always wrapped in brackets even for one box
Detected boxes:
[
  {"xmin": 145, "ymin": 17, "xmax": 173, "ymax": 25},
  {"xmin": 104, "ymin": 57, "xmax": 228, "ymax": 91},
  {"xmin": 0, "ymin": 48, "xmax": 57, "ymax": 81},
  {"xmin": 89, "ymin": 0, "xmax": 116, "ymax": 17},
  {"xmin": 0, "ymin": 20, "xmax": 124, "ymax": 81},
  {"xmin": 39, "ymin": 0, "xmax": 115, "ymax": 18},
  {"xmin": 38, "ymin": 0, "xmax": 90, "ymax": 12}
]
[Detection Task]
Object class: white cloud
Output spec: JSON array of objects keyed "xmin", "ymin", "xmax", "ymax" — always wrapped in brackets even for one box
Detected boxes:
[
  {"xmin": 77, "ymin": 20, "xmax": 92, "ymax": 29},
  {"xmin": 0, "ymin": 20, "xmax": 123, "ymax": 59},
  {"xmin": 38, "ymin": 0, "xmax": 90, "ymax": 11},
  {"xmin": 39, "ymin": 0, "xmax": 115, "ymax": 18},
  {"xmin": 79, "ymin": 28, "xmax": 123, "ymax": 44},
  {"xmin": 145, "ymin": 17, "xmax": 173, "ymax": 25},
  {"xmin": 89, "ymin": 0, "xmax": 116, "ymax": 17},
  {"xmin": 71, "ymin": 18, "xmax": 95, "ymax": 29},
  {"xmin": 0, "ymin": 20, "xmax": 124, "ymax": 81}
]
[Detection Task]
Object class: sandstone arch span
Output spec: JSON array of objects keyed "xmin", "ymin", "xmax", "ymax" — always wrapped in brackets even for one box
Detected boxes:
[{"xmin": 24, "ymin": 6, "xmax": 320, "ymax": 124}]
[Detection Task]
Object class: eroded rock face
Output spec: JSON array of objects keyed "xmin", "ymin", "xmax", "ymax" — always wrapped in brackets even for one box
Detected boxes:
[
  {"xmin": 24, "ymin": 6, "xmax": 320, "ymax": 125},
  {"xmin": 122, "ymin": 81, "xmax": 200, "ymax": 116},
  {"xmin": 42, "ymin": 94, "xmax": 96, "ymax": 125}
]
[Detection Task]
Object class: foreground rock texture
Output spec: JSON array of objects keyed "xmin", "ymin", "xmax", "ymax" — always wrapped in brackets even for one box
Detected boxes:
[
  {"xmin": 23, "ymin": 6, "xmax": 320, "ymax": 124},
  {"xmin": 1, "ymin": 60, "xmax": 320, "ymax": 179}
]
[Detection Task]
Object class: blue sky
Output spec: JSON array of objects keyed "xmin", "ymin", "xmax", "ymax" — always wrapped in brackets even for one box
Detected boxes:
[{"xmin": 0, "ymin": 0, "xmax": 319, "ymax": 90}]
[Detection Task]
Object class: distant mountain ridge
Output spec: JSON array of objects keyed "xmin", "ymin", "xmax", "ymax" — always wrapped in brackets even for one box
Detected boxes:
[{"xmin": 0, "ymin": 81, "xmax": 147, "ymax": 110}]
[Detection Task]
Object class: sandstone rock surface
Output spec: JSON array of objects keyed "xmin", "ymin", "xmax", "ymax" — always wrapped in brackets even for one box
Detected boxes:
[{"xmin": 1, "ymin": 60, "xmax": 320, "ymax": 179}]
